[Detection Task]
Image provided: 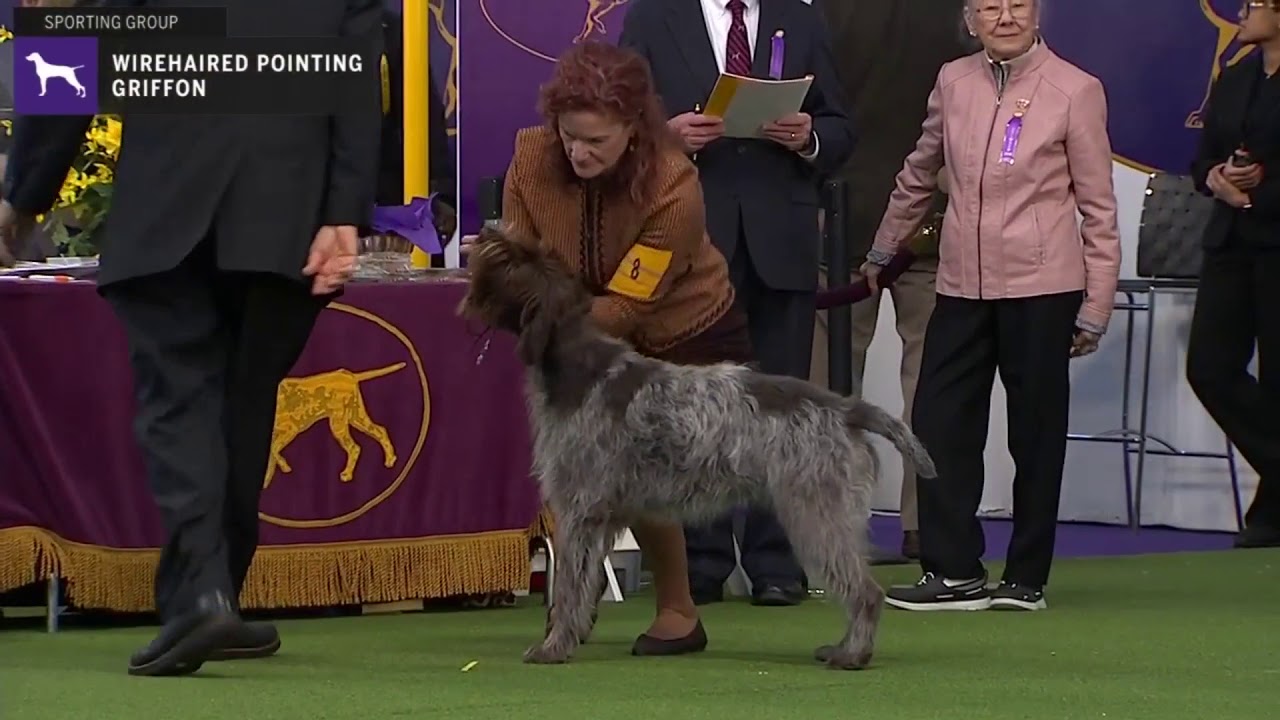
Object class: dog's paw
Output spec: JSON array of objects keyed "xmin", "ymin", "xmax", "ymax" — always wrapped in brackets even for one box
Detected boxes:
[
  {"xmin": 522, "ymin": 643, "xmax": 571, "ymax": 665},
  {"xmin": 823, "ymin": 649, "xmax": 872, "ymax": 671},
  {"xmin": 812, "ymin": 644, "xmax": 836, "ymax": 663}
]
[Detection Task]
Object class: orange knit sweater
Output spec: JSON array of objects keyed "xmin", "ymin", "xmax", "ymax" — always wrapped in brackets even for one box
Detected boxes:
[{"xmin": 501, "ymin": 126, "xmax": 734, "ymax": 354}]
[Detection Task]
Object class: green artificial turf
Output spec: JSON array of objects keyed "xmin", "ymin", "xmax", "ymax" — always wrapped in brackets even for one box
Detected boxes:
[{"xmin": 2, "ymin": 551, "xmax": 1276, "ymax": 720}]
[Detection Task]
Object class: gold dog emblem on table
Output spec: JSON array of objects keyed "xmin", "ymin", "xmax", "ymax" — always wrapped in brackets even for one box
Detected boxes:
[{"xmin": 263, "ymin": 363, "xmax": 405, "ymax": 488}]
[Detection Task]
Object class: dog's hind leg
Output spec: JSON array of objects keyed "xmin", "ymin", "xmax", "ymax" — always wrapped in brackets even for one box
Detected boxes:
[
  {"xmin": 775, "ymin": 483, "xmax": 880, "ymax": 670},
  {"xmin": 524, "ymin": 507, "xmax": 611, "ymax": 665}
]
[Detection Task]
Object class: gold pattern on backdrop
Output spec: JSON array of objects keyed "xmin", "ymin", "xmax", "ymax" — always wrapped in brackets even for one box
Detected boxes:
[
  {"xmin": 479, "ymin": 0, "xmax": 631, "ymax": 62},
  {"xmin": 576, "ymin": 0, "xmax": 630, "ymax": 42},
  {"xmin": 428, "ymin": 0, "xmax": 459, "ymax": 137},
  {"xmin": 259, "ymin": 303, "xmax": 431, "ymax": 530}
]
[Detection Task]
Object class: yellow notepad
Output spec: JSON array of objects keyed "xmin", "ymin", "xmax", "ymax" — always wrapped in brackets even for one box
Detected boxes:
[{"xmin": 703, "ymin": 73, "xmax": 814, "ymax": 138}]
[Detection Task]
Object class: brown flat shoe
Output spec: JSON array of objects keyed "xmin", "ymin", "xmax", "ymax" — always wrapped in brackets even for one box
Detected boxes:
[{"xmin": 631, "ymin": 620, "xmax": 708, "ymax": 656}]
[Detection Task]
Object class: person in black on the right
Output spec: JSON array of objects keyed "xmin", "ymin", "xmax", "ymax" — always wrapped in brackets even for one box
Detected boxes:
[{"xmin": 1187, "ymin": 0, "xmax": 1280, "ymax": 550}]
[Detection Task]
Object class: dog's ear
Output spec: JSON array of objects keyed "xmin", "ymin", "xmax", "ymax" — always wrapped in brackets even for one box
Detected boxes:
[
  {"xmin": 516, "ymin": 295, "xmax": 556, "ymax": 365},
  {"xmin": 513, "ymin": 257, "xmax": 592, "ymax": 364}
]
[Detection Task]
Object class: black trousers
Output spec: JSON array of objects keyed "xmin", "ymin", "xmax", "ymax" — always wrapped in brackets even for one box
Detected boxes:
[
  {"xmin": 101, "ymin": 241, "xmax": 324, "ymax": 621},
  {"xmin": 1186, "ymin": 246, "xmax": 1280, "ymax": 529},
  {"xmin": 912, "ymin": 291, "xmax": 1080, "ymax": 589},
  {"xmin": 683, "ymin": 233, "xmax": 810, "ymax": 590}
]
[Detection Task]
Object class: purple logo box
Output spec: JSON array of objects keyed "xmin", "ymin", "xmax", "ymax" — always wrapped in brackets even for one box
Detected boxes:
[{"xmin": 13, "ymin": 36, "xmax": 99, "ymax": 115}]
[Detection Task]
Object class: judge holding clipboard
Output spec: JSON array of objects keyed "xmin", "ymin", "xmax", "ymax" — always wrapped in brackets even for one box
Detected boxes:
[{"xmin": 619, "ymin": 0, "xmax": 853, "ymax": 608}]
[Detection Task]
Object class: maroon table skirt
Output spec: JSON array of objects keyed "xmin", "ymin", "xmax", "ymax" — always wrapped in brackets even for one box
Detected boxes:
[{"xmin": 0, "ymin": 279, "xmax": 541, "ymax": 612}]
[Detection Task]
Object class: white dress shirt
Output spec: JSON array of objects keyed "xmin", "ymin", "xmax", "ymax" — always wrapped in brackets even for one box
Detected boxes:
[{"xmin": 696, "ymin": 0, "xmax": 819, "ymax": 160}]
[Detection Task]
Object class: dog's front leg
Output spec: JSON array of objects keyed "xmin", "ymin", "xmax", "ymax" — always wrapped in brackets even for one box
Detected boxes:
[{"xmin": 525, "ymin": 513, "xmax": 610, "ymax": 665}]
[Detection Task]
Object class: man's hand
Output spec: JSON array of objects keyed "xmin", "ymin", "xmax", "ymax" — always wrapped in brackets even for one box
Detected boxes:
[
  {"xmin": 762, "ymin": 112, "xmax": 813, "ymax": 152},
  {"xmin": 0, "ymin": 200, "xmax": 36, "ymax": 268},
  {"xmin": 460, "ymin": 233, "xmax": 478, "ymax": 257},
  {"xmin": 1070, "ymin": 328, "xmax": 1101, "ymax": 358},
  {"xmin": 858, "ymin": 261, "xmax": 883, "ymax": 293},
  {"xmin": 1207, "ymin": 164, "xmax": 1252, "ymax": 208},
  {"xmin": 1222, "ymin": 161, "xmax": 1264, "ymax": 191},
  {"xmin": 0, "ymin": 202, "xmax": 15, "ymax": 268},
  {"xmin": 433, "ymin": 198, "xmax": 458, "ymax": 239},
  {"xmin": 303, "ymin": 224, "xmax": 359, "ymax": 295},
  {"xmin": 668, "ymin": 112, "xmax": 724, "ymax": 154}
]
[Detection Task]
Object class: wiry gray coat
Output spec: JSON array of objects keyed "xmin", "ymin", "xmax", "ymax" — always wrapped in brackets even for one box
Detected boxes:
[{"xmin": 459, "ymin": 229, "xmax": 937, "ymax": 670}]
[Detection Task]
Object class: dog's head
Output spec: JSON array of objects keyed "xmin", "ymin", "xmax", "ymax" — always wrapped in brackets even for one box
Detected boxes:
[
  {"xmin": 459, "ymin": 227, "xmax": 592, "ymax": 365},
  {"xmin": 24, "ymin": 53, "xmax": 41, "ymax": 62}
]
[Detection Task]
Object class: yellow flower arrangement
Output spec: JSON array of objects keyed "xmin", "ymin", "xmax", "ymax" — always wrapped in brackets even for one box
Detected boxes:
[{"xmin": 1, "ymin": 26, "xmax": 120, "ymax": 257}]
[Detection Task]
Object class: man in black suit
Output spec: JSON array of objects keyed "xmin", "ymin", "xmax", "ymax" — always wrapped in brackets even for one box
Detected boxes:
[
  {"xmin": 619, "ymin": 0, "xmax": 853, "ymax": 606},
  {"xmin": 0, "ymin": 0, "xmax": 382, "ymax": 676},
  {"xmin": 818, "ymin": 0, "xmax": 968, "ymax": 562}
]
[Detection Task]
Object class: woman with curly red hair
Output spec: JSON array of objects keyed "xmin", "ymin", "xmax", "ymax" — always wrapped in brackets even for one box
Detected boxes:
[{"xmin": 490, "ymin": 41, "xmax": 744, "ymax": 656}]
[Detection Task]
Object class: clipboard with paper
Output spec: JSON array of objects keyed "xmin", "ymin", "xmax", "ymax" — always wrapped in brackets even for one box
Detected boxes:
[{"xmin": 702, "ymin": 73, "xmax": 814, "ymax": 139}]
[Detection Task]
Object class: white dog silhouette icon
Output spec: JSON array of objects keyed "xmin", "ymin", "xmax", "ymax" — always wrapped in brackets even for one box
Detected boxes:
[{"xmin": 25, "ymin": 52, "xmax": 87, "ymax": 98}]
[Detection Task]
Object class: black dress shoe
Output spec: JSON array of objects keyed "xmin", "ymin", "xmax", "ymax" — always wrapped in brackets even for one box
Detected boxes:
[
  {"xmin": 1234, "ymin": 523, "xmax": 1280, "ymax": 549},
  {"xmin": 128, "ymin": 590, "xmax": 237, "ymax": 677},
  {"xmin": 751, "ymin": 583, "xmax": 806, "ymax": 606},
  {"xmin": 631, "ymin": 620, "xmax": 708, "ymax": 656},
  {"xmin": 209, "ymin": 621, "xmax": 281, "ymax": 661}
]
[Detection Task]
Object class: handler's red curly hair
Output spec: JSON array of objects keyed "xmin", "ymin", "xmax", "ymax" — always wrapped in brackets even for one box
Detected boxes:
[{"xmin": 538, "ymin": 41, "xmax": 678, "ymax": 206}]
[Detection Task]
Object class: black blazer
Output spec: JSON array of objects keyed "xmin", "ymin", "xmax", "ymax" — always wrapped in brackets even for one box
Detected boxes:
[
  {"xmin": 619, "ymin": 0, "xmax": 854, "ymax": 292},
  {"xmin": 1191, "ymin": 53, "xmax": 1280, "ymax": 251},
  {"xmin": 4, "ymin": 0, "xmax": 383, "ymax": 287}
]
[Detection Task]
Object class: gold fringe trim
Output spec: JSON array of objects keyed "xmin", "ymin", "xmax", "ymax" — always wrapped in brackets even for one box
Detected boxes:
[
  {"xmin": 526, "ymin": 505, "xmax": 556, "ymax": 540},
  {"xmin": 0, "ymin": 526, "xmax": 532, "ymax": 613},
  {"xmin": 0, "ymin": 527, "xmax": 63, "ymax": 593}
]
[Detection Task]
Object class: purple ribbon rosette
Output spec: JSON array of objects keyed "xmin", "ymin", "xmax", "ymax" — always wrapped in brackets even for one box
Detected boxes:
[
  {"xmin": 769, "ymin": 30, "xmax": 785, "ymax": 80},
  {"xmin": 999, "ymin": 99, "xmax": 1031, "ymax": 166},
  {"xmin": 370, "ymin": 195, "xmax": 441, "ymax": 255}
]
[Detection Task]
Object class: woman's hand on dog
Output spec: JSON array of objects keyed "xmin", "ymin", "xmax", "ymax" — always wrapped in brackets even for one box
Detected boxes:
[{"xmin": 460, "ymin": 234, "xmax": 478, "ymax": 257}]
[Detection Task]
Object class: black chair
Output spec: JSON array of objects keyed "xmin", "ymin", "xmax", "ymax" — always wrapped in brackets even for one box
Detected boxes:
[{"xmin": 1066, "ymin": 172, "xmax": 1243, "ymax": 532}]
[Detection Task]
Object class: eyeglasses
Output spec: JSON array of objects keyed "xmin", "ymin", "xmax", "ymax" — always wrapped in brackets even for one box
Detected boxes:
[
  {"xmin": 1241, "ymin": 1, "xmax": 1275, "ymax": 16},
  {"xmin": 971, "ymin": 0, "xmax": 1034, "ymax": 23}
]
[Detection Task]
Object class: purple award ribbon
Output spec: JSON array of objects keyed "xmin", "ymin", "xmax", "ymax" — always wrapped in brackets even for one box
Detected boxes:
[
  {"xmin": 769, "ymin": 31, "xmax": 785, "ymax": 80},
  {"xmin": 999, "ymin": 115, "xmax": 1023, "ymax": 165},
  {"xmin": 370, "ymin": 194, "xmax": 442, "ymax": 255}
]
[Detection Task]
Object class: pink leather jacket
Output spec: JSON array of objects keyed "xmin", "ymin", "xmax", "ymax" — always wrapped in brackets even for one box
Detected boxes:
[{"xmin": 868, "ymin": 42, "xmax": 1121, "ymax": 334}]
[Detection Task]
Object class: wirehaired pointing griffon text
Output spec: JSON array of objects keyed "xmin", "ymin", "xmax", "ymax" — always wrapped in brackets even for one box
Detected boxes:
[{"xmin": 459, "ymin": 228, "xmax": 937, "ymax": 670}]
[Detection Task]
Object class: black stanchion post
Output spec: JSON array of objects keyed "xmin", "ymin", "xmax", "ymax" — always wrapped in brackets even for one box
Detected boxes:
[
  {"xmin": 478, "ymin": 176, "xmax": 503, "ymax": 229},
  {"xmin": 823, "ymin": 179, "xmax": 854, "ymax": 396}
]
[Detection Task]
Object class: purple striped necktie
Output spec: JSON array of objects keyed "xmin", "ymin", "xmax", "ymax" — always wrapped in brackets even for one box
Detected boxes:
[{"xmin": 725, "ymin": 0, "xmax": 752, "ymax": 76}]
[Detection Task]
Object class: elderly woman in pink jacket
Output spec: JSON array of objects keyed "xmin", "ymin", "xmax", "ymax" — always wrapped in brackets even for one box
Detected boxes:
[{"xmin": 861, "ymin": 0, "xmax": 1121, "ymax": 613}]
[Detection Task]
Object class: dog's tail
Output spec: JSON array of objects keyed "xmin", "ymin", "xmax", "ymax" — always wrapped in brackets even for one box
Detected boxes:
[
  {"xmin": 71, "ymin": 65, "xmax": 84, "ymax": 70},
  {"xmin": 843, "ymin": 400, "xmax": 937, "ymax": 478}
]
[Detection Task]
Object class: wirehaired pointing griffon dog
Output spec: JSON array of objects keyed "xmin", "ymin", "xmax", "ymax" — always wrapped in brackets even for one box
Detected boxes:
[{"xmin": 458, "ymin": 228, "xmax": 937, "ymax": 670}]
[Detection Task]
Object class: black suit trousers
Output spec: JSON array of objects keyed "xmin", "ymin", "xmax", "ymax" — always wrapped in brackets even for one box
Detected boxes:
[
  {"xmin": 912, "ymin": 291, "xmax": 1079, "ymax": 589},
  {"xmin": 1186, "ymin": 246, "xmax": 1280, "ymax": 528},
  {"xmin": 102, "ymin": 240, "xmax": 324, "ymax": 621},
  {"xmin": 683, "ymin": 231, "xmax": 811, "ymax": 592}
]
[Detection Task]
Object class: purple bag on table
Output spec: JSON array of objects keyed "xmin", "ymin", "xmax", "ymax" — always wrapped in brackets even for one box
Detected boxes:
[{"xmin": 370, "ymin": 195, "xmax": 440, "ymax": 255}]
